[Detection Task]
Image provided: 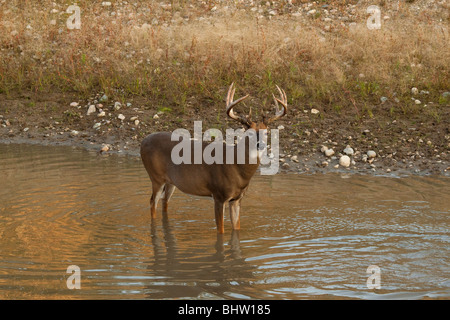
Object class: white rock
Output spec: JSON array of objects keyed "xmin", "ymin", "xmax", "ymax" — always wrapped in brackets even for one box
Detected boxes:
[
  {"xmin": 307, "ymin": 9, "xmax": 316, "ymax": 15},
  {"xmin": 97, "ymin": 111, "xmax": 106, "ymax": 117},
  {"xmin": 134, "ymin": 120, "xmax": 140, "ymax": 126},
  {"xmin": 153, "ymin": 114, "xmax": 159, "ymax": 119},
  {"xmin": 411, "ymin": 87, "xmax": 419, "ymax": 95},
  {"xmin": 414, "ymin": 99, "xmax": 421, "ymax": 105},
  {"xmin": 367, "ymin": 150, "xmax": 377, "ymax": 158},
  {"xmin": 87, "ymin": 105, "xmax": 96, "ymax": 115},
  {"xmin": 277, "ymin": 125, "xmax": 285, "ymax": 130},
  {"xmin": 70, "ymin": 130, "xmax": 79, "ymax": 137},
  {"xmin": 23, "ymin": 127, "xmax": 29, "ymax": 132},
  {"xmin": 70, "ymin": 102, "xmax": 79, "ymax": 107},
  {"xmin": 102, "ymin": 2, "xmax": 112, "ymax": 6},
  {"xmin": 320, "ymin": 145, "xmax": 328, "ymax": 153},
  {"xmin": 93, "ymin": 122, "xmax": 101, "ymax": 130},
  {"xmin": 114, "ymin": 102, "xmax": 122, "ymax": 111},
  {"xmin": 100, "ymin": 145, "xmax": 109, "ymax": 152},
  {"xmin": 291, "ymin": 155, "xmax": 298, "ymax": 162},
  {"xmin": 130, "ymin": 116, "xmax": 138, "ymax": 121},
  {"xmin": 325, "ymin": 148, "xmax": 335, "ymax": 157},
  {"xmin": 339, "ymin": 155, "xmax": 351, "ymax": 167},
  {"xmin": 343, "ymin": 146, "xmax": 354, "ymax": 156},
  {"xmin": 311, "ymin": 108, "xmax": 320, "ymax": 114},
  {"xmin": 118, "ymin": 114, "xmax": 125, "ymax": 120}
]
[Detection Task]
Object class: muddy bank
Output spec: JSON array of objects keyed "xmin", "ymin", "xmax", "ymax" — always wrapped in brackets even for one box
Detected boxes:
[{"xmin": 0, "ymin": 92, "xmax": 448, "ymax": 177}]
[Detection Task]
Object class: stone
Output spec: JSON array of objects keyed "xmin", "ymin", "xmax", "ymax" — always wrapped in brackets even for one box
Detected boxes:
[
  {"xmin": 99, "ymin": 94, "xmax": 108, "ymax": 102},
  {"xmin": 93, "ymin": 122, "xmax": 101, "ymax": 130},
  {"xmin": 114, "ymin": 102, "xmax": 122, "ymax": 111},
  {"xmin": 70, "ymin": 102, "xmax": 79, "ymax": 107},
  {"xmin": 87, "ymin": 105, "xmax": 96, "ymax": 115},
  {"xmin": 380, "ymin": 96, "xmax": 388, "ymax": 103},
  {"xmin": 311, "ymin": 108, "xmax": 320, "ymax": 114},
  {"xmin": 411, "ymin": 87, "xmax": 419, "ymax": 95},
  {"xmin": 97, "ymin": 111, "xmax": 106, "ymax": 117},
  {"xmin": 320, "ymin": 145, "xmax": 329, "ymax": 153},
  {"xmin": 118, "ymin": 114, "xmax": 125, "ymax": 120},
  {"xmin": 325, "ymin": 148, "xmax": 335, "ymax": 157},
  {"xmin": 343, "ymin": 145, "xmax": 354, "ymax": 156},
  {"xmin": 339, "ymin": 155, "xmax": 351, "ymax": 167},
  {"xmin": 367, "ymin": 150, "xmax": 377, "ymax": 158}
]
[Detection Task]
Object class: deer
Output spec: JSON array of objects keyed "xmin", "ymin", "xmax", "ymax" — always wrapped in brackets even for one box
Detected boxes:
[{"xmin": 140, "ymin": 83, "xmax": 287, "ymax": 234}]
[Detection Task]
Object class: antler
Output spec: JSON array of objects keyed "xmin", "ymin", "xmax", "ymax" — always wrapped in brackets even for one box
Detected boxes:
[
  {"xmin": 226, "ymin": 82, "xmax": 251, "ymax": 126},
  {"xmin": 265, "ymin": 85, "xmax": 287, "ymax": 124}
]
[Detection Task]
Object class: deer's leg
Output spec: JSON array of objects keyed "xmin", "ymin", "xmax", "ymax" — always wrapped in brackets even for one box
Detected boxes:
[
  {"xmin": 150, "ymin": 182, "xmax": 164, "ymax": 218},
  {"xmin": 214, "ymin": 199, "xmax": 225, "ymax": 234},
  {"xmin": 162, "ymin": 184, "xmax": 176, "ymax": 213},
  {"xmin": 229, "ymin": 199, "xmax": 241, "ymax": 230}
]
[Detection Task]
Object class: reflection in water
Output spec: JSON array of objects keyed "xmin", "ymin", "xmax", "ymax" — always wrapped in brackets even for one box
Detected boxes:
[
  {"xmin": 147, "ymin": 213, "xmax": 255, "ymax": 299},
  {"xmin": 0, "ymin": 143, "xmax": 449, "ymax": 299}
]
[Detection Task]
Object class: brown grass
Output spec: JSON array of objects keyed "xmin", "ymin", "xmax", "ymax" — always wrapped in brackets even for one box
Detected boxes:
[{"xmin": 0, "ymin": 0, "xmax": 448, "ymax": 116}]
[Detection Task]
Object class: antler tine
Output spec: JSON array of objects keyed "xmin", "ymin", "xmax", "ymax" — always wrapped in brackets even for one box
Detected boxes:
[
  {"xmin": 266, "ymin": 85, "xmax": 288, "ymax": 124},
  {"xmin": 226, "ymin": 83, "xmax": 250, "ymax": 125}
]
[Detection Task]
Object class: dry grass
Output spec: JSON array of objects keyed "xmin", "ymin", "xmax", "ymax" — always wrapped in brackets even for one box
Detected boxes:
[{"xmin": 0, "ymin": 0, "xmax": 448, "ymax": 116}]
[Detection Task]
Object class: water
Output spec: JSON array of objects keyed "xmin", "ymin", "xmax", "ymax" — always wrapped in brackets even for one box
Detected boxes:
[{"xmin": 0, "ymin": 143, "xmax": 449, "ymax": 299}]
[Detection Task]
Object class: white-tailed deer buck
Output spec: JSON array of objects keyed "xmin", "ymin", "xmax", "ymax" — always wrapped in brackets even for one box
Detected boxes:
[{"xmin": 140, "ymin": 83, "xmax": 287, "ymax": 233}]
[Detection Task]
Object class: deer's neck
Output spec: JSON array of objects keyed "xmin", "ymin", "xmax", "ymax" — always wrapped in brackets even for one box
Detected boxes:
[{"xmin": 235, "ymin": 136, "xmax": 260, "ymax": 181}]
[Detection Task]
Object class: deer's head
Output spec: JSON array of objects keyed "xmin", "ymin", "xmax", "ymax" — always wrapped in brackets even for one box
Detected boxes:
[{"xmin": 226, "ymin": 82, "xmax": 287, "ymax": 150}]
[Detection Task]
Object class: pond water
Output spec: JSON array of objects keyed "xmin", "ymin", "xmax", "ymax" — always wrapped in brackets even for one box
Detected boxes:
[{"xmin": 0, "ymin": 143, "xmax": 449, "ymax": 299}]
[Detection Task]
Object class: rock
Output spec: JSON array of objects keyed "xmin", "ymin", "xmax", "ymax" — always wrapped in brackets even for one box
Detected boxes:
[
  {"xmin": 70, "ymin": 102, "xmax": 79, "ymax": 107},
  {"xmin": 114, "ymin": 102, "xmax": 122, "ymax": 111},
  {"xmin": 118, "ymin": 114, "xmax": 125, "ymax": 120},
  {"xmin": 130, "ymin": 116, "xmax": 138, "ymax": 121},
  {"xmin": 100, "ymin": 145, "xmax": 109, "ymax": 153},
  {"xmin": 321, "ymin": 161, "xmax": 329, "ymax": 167},
  {"xmin": 307, "ymin": 9, "xmax": 316, "ymax": 15},
  {"xmin": 367, "ymin": 150, "xmax": 377, "ymax": 158},
  {"xmin": 325, "ymin": 148, "xmax": 335, "ymax": 157},
  {"xmin": 70, "ymin": 130, "xmax": 79, "ymax": 137},
  {"xmin": 339, "ymin": 155, "xmax": 351, "ymax": 167},
  {"xmin": 291, "ymin": 155, "xmax": 299, "ymax": 163},
  {"xmin": 87, "ymin": 105, "xmax": 96, "ymax": 115},
  {"xmin": 97, "ymin": 111, "xmax": 106, "ymax": 117},
  {"xmin": 23, "ymin": 127, "xmax": 29, "ymax": 132},
  {"xmin": 442, "ymin": 92, "xmax": 450, "ymax": 98},
  {"xmin": 380, "ymin": 96, "xmax": 388, "ymax": 103},
  {"xmin": 311, "ymin": 108, "xmax": 320, "ymax": 114},
  {"xmin": 134, "ymin": 120, "xmax": 140, "ymax": 126},
  {"xmin": 277, "ymin": 125, "xmax": 285, "ymax": 130},
  {"xmin": 343, "ymin": 145, "xmax": 354, "ymax": 156},
  {"xmin": 414, "ymin": 99, "xmax": 421, "ymax": 105},
  {"xmin": 411, "ymin": 87, "xmax": 419, "ymax": 95},
  {"xmin": 320, "ymin": 145, "xmax": 328, "ymax": 153},
  {"xmin": 282, "ymin": 162, "xmax": 290, "ymax": 168},
  {"xmin": 93, "ymin": 122, "xmax": 101, "ymax": 130},
  {"xmin": 99, "ymin": 94, "xmax": 108, "ymax": 102},
  {"xmin": 153, "ymin": 114, "xmax": 159, "ymax": 119}
]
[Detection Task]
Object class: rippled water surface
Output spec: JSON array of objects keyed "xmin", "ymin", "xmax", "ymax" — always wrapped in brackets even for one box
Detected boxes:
[{"xmin": 0, "ymin": 143, "xmax": 449, "ymax": 299}]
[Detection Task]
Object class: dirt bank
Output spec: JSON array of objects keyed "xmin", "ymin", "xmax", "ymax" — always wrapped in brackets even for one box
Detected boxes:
[{"xmin": 1, "ymin": 91, "xmax": 448, "ymax": 177}]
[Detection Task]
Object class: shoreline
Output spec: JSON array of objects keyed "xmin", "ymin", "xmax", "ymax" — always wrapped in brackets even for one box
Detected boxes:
[{"xmin": 2, "ymin": 128, "xmax": 448, "ymax": 178}]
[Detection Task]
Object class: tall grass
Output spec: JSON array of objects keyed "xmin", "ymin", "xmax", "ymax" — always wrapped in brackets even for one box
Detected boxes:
[{"xmin": 0, "ymin": 0, "xmax": 448, "ymax": 115}]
